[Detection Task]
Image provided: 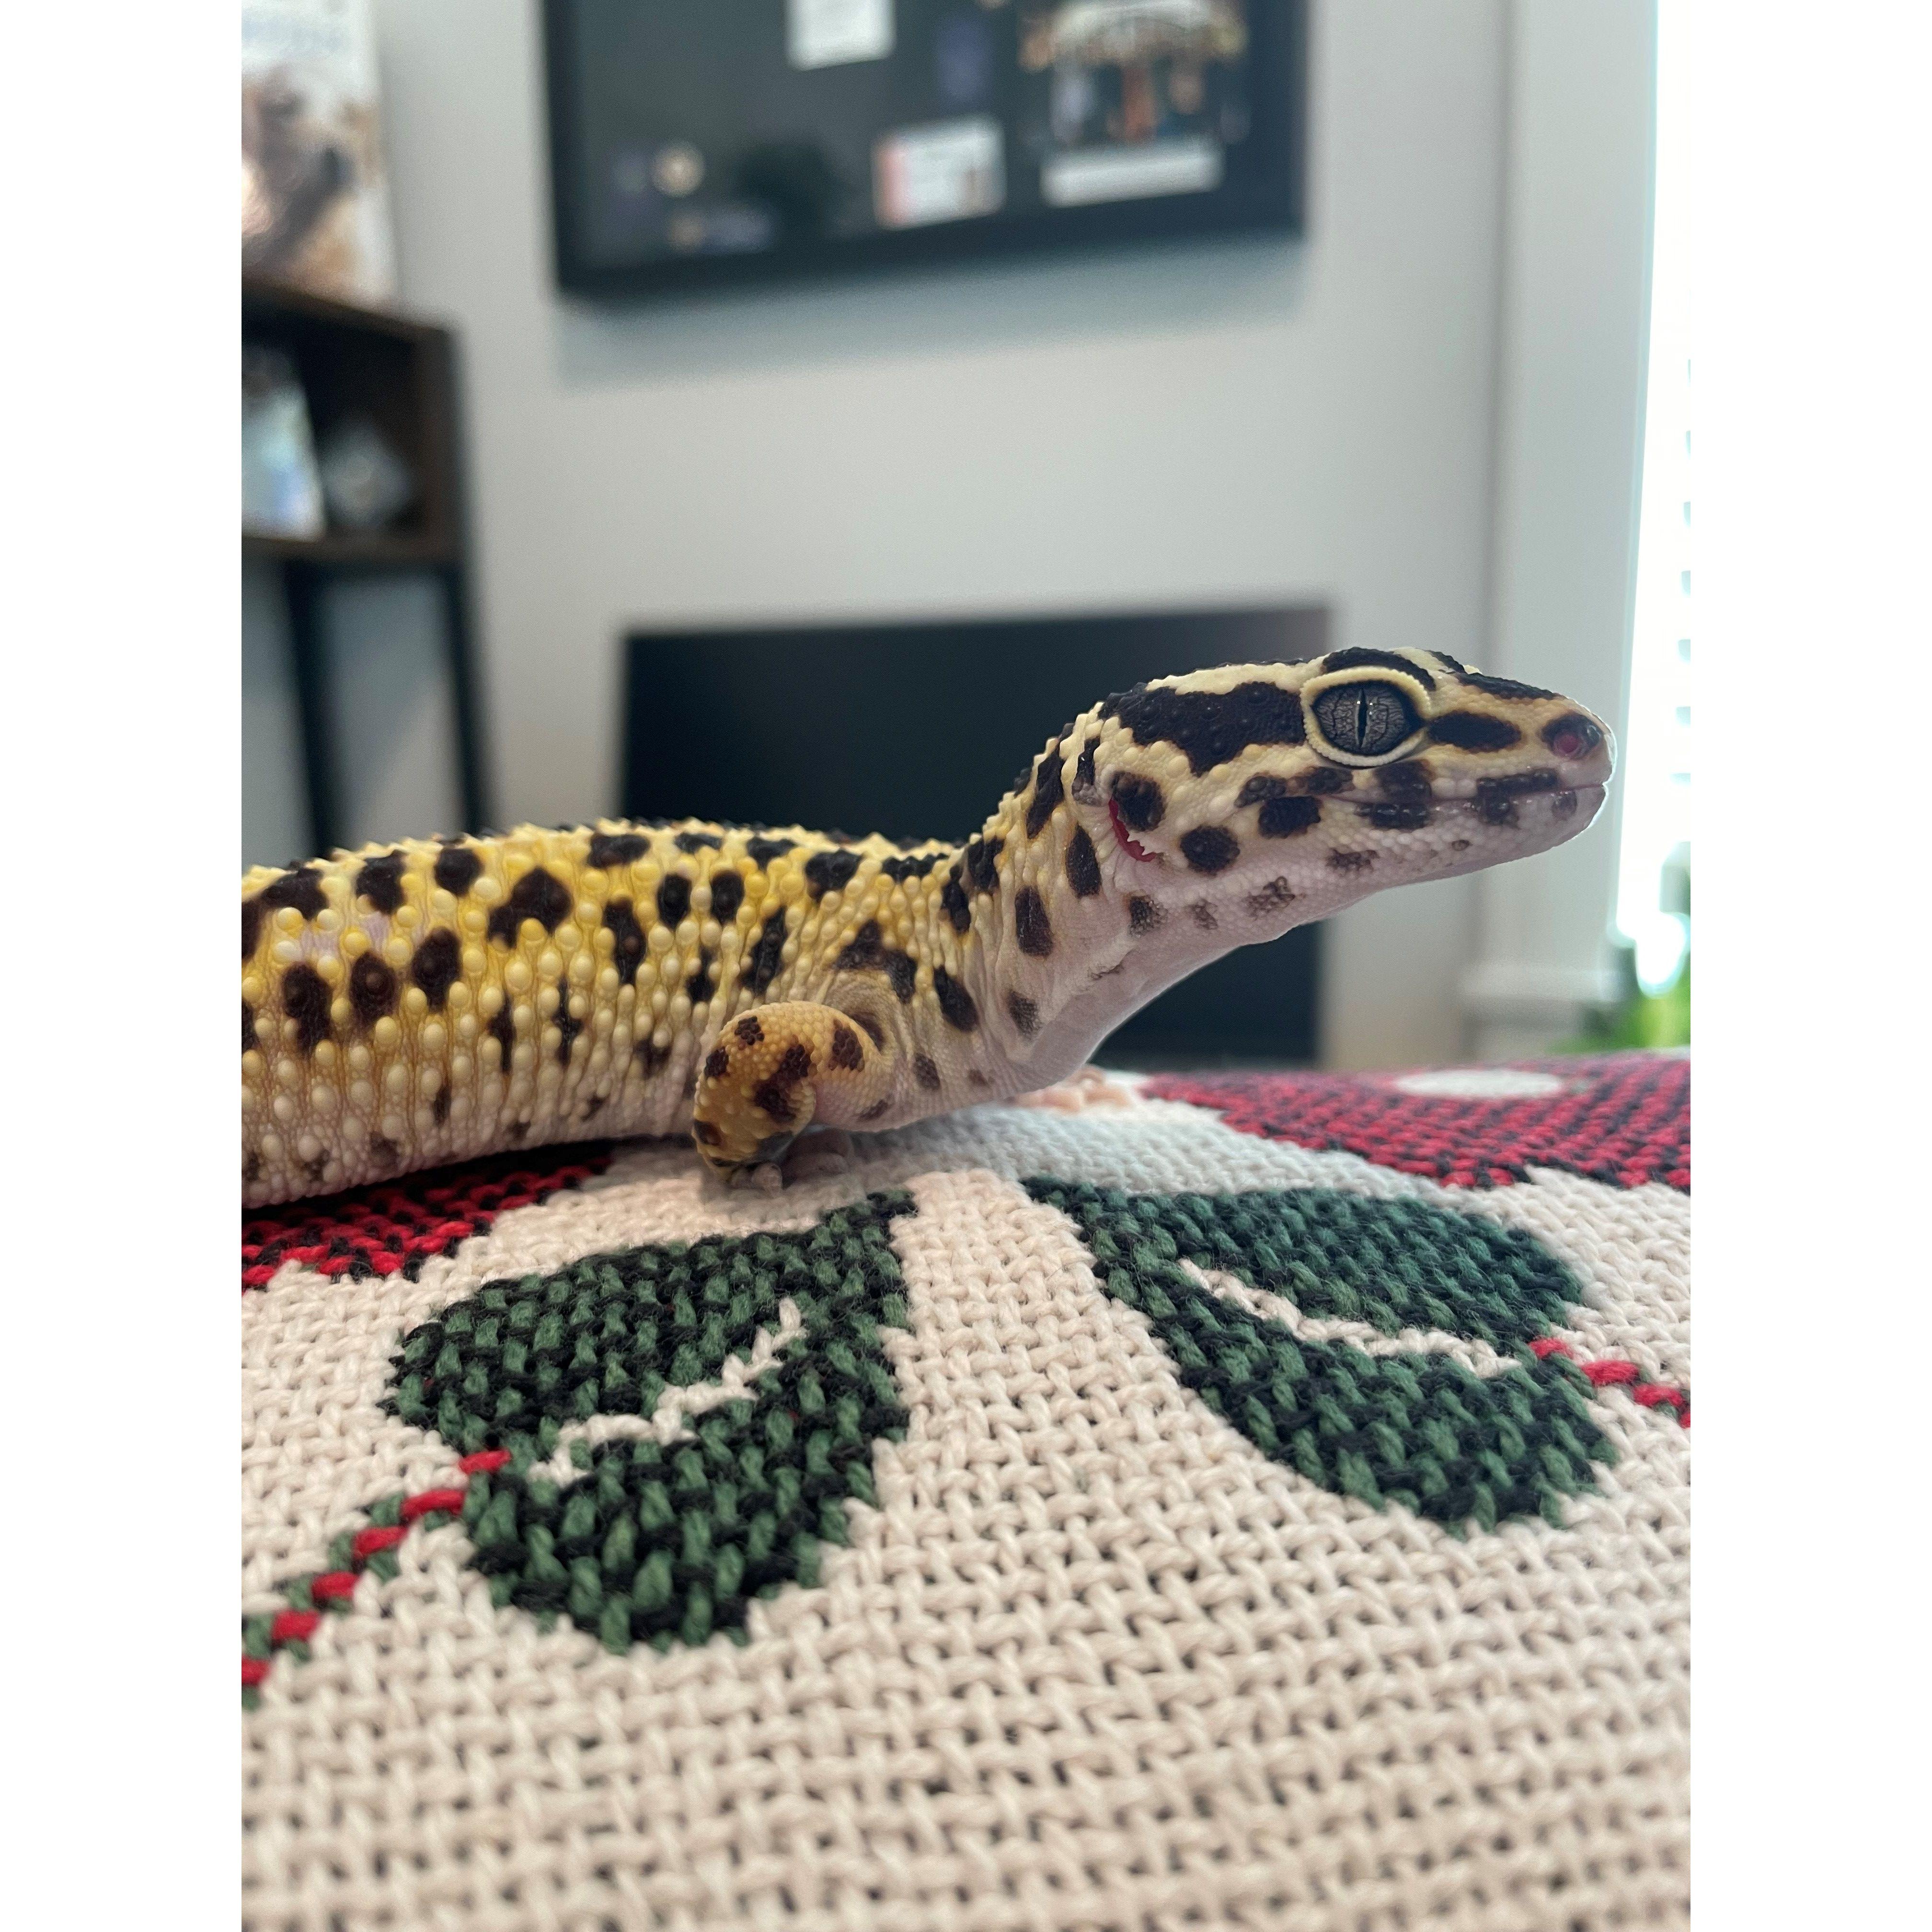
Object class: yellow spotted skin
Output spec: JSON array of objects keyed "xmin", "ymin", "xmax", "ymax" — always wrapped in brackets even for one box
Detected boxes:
[{"xmin": 243, "ymin": 649, "xmax": 1615, "ymax": 1203}]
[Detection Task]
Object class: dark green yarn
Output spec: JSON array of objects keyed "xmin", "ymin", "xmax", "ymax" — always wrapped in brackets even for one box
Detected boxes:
[
  {"xmin": 1025, "ymin": 1179, "xmax": 1612, "ymax": 1531},
  {"xmin": 388, "ymin": 1192, "xmax": 915, "ymax": 1652}
]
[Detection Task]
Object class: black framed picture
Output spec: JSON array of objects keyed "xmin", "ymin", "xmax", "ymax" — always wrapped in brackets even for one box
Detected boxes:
[{"xmin": 543, "ymin": 0, "xmax": 1307, "ymax": 300}]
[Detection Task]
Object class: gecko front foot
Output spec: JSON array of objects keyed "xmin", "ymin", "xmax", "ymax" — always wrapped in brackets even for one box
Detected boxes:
[{"xmin": 692, "ymin": 1003, "xmax": 893, "ymax": 1184}]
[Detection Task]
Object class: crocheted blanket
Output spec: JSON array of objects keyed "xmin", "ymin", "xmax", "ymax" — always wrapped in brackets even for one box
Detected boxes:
[{"xmin": 243, "ymin": 1052, "xmax": 1689, "ymax": 1932}]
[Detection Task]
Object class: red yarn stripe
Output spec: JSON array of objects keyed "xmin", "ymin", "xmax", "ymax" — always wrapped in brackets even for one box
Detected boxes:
[
  {"xmin": 243, "ymin": 1456, "xmax": 501, "ymax": 1697},
  {"xmin": 1530, "ymin": 1336, "xmax": 1690, "ymax": 1426}
]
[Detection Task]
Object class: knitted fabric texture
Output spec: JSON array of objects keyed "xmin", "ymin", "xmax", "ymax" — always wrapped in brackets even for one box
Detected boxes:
[
  {"xmin": 242, "ymin": 1143, "xmax": 614, "ymax": 1290},
  {"xmin": 243, "ymin": 1053, "xmax": 1689, "ymax": 1932},
  {"xmin": 1146, "ymin": 1051, "xmax": 1689, "ymax": 1189}
]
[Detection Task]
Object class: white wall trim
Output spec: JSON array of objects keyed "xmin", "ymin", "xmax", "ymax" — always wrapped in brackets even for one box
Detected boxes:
[{"xmin": 1462, "ymin": 959, "xmax": 1622, "ymax": 1021}]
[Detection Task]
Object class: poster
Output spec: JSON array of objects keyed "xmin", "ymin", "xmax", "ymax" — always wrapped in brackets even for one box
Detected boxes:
[{"xmin": 242, "ymin": 0, "xmax": 398, "ymax": 305}]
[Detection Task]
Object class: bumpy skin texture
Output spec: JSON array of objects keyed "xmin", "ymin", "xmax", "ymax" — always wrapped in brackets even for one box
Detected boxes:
[{"xmin": 242, "ymin": 649, "xmax": 1613, "ymax": 1204}]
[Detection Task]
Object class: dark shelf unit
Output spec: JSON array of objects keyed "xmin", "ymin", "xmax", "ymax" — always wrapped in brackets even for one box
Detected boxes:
[{"xmin": 243, "ymin": 274, "xmax": 489, "ymax": 855}]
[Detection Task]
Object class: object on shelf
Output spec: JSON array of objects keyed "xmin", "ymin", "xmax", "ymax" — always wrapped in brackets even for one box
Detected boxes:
[
  {"xmin": 318, "ymin": 414, "xmax": 415, "ymax": 532},
  {"xmin": 242, "ymin": 345, "xmax": 325, "ymax": 540},
  {"xmin": 242, "ymin": 0, "xmax": 398, "ymax": 304}
]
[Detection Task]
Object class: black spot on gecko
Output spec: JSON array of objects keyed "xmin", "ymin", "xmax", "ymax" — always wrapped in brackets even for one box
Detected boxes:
[
  {"xmin": 1180, "ymin": 826, "xmax": 1240, "ymax": 875},
  {"xmin": 242, "ymin": 1001, "xmax": 257, "ymax": 1054},
  {"xmin": 1258, "ymin": 795, "xmax": 1322, "ymax": 838},
  {"xmin": 1073, "ymin": 737, "xmax": 1099, "ymax": 798},
  {"xmin": 258, "ymin": 866, "xmax": 328, "ymax": 921},
  {"xmin": 1006, "ymin": 990, "xmax": 1040, "ymax": 1038},
  {"xmin": 1248, "ymin": 877, "xmax": 1297, "ymax": 916},
  {"xmin": 964, "ymin": 838, "xmax": 1004, "ymax": 893},
  {"xmin": 1103, "ymin": 681, "xmax": 1306, "ymax": 776},
  {"xmin": 539, "ymin": 1016, "xmax": 586, "ymax": 1090},
  {"xmin": 487, "ymin": 867, "xmax": 572, "ymax": 945},
  {"xmin": 1013, "ymin": 887, "xmax": 1054, "ymax": 958},
  {"xmin": 746, "ymin": 837, "xmax": 795, "ymax": 869},
  {"xmin": 349, "ymin": 953, "xmax": 398, "ymax": 1028},
  {"xmin": 707, "ymin": 870, "xmax": 745, "ymax": 921},
  {"xmin": 838, "ymin": 922, "xmax": 919, "ymax": 1003},
  {"xmin": 587, "ymin": 830, "xmax": 649, "ymax": 869},
  {"xmin": 281, "ymin": 964, "xmax": 331, "ymax": 1055},
  {"xmin": 1377, "ymin": 759, "xmax": 1434, "ymax": 801},
  {"xmin": 805, "ymin": 849, "xmax": 862, "ymax": 897},
  {"xmin": 1474, "ymin": 769, "xmax": 1563, "ymax": 827},
  {"xmin": 242, "ymin": 897, "xmax": 264, "ymax": 961},
  {"xmin": 674, "ymin": 830, "xmax": 723, "ymax": 853},
  {"xmin": 356, "ymin": 851, "xmax": 407, "ymax": 914},
  {"xmin": 752, "ymin": 1043, "xmax": 814, "ymax": 1124},
  {"xmin": 932, "ymin": 966, "xmax": 980, "ymax": 1032},
  {"xmin": 1302, "ymin": 767, "xmax": 1352, "ymax": 795},
  {"xmin": 1429, "ymin": 712, "xmax": 1522, "ymax": 752},
  {"xmin": 432, "ymin": 1086, "xmax": 451, "ymax": 1126},
  {"xmin": 433, "ymin": 844, "xmax": 482, "ymax": 897},
  {"xmin": 1329, "ymin": 851, "xmax": 1375, "ymax": 874},
  {"xmin": 1191, "ymin": 902, "xmax": 1218, "ymax": 931},
  {"xmin": 369, "ymin": 1134, "xmax": 402, "ymax": 1167},
  {"xmin": 603, "ymin": 898, "xmax": 646, "ymax": 982},
  {"xmin": 1462, "ymin": 670, "xmax": 1558, "ymax": 701},
  {"xmin": 410, "ymin": 929, "xmax": 461, "ymax": 1010},
  {"xmin": 1110, "ymin": 773, "xmax": 1164, "ymax": 832},
  {"xmin": 830, "ymin": 1022, "xmax": 863, "ymax": 1069},
  {"xmin": 1361, "ymin": 801, "xmax": 1433, "ymax": 830},
  {"xmin": 656, "ymin": 874, "xmax": 692, "ymax": 926},
  {"xmin": 1024, "ymin": 742, "xmax": 1065, "ymax": 839},
  {"xmin": 634, "ymin": 1035, "xmax": 671, "ymax": 1079},
  {"xmin": 685, "ymin": 949, "xmax": 714, "ymax": 1005},
  {"xmin": 1128, "ymin": 895, "xmax": 1161, "ymax": 933},
  {"xmin": 488, "ymin": 1003, "xmax": 517, "ymax": 1064},
  {"xmin": 692, "ymin": 1119, "xmax": 723, "ymax": 1147},
  {"xmin": 748, "ymin": 908, "xmax": 789, "ymax": 993},
  {"xmin": 941, "ymin": 869, "xmax": 971, "ymax": 932},
  {"xmin": 858, "ymin": 1099, "xmax": 892, "ymax": 1122},
  {"xmin": 913, "ymin": 1054, "xmax": 941, "ymax": 1091},
  {"xmin": 703, "ymin": 1046, "xmax": 730, "ymax": 1081},
  {"xmin": 735, "ymin": 1015, "xmax": 764, "ymax": 1046},
  {"xmin": 1065, "ymin": 826, "xmax": 1102, "ymax": 898},
  {"xmin": 1320, "ymin": 647, "xmax": 1436, "ymax": 691},
  {"xmin": 244, "ymin": 1150, "xmax": 261, "ymax": 1185},
  {"xmin": 881, "ymin": 851, "xmax": 942, "ymax": 881}
]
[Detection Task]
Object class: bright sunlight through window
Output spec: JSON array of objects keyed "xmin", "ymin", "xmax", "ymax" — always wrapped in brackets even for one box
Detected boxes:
[{"xmin": 1615, "ymin": 0, "xmax": 1691, "ymax": 993}]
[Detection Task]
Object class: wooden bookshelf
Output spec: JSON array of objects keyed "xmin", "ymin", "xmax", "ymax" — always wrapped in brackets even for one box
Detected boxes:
[{"xmin": 243, "ymin": 274, "xmax": 489, "ymax": 853}]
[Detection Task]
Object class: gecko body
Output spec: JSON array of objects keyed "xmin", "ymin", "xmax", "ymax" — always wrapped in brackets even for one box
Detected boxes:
[{"xmin": 242, "ymin": 649, "xmax": 1612, "ymax": 1205}]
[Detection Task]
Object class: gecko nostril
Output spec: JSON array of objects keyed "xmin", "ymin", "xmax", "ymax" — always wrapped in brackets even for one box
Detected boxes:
[{"xmin": 1543, "ymin": 713, "xmax": 1602, "ymax": 761}]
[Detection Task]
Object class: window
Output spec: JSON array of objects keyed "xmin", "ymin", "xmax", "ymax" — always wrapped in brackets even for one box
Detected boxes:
[{"xmin": 1614, "ymin": 0, "xmax": 1690, "ymax": 992}]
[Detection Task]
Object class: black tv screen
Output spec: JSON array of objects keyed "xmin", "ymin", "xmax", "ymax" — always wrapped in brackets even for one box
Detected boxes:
[
  {"xmin": 544, "ymin": 0, "xmax": 1306, "ymax": 299},
  {"xmin": 618, "ymin": 608, "xmax": 1327, "ymax": 1064}
]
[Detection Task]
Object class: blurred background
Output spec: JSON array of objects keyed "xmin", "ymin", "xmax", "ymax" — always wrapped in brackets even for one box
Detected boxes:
[{"xmin": 242, "ymin": 0, "xmax": 1690, "ymax": 1072}]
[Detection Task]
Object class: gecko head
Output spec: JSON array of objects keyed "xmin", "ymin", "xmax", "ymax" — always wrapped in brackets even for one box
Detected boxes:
[{"xmin": 1062, "ymin": 648, "xmax": 1614, "ymax": 941}]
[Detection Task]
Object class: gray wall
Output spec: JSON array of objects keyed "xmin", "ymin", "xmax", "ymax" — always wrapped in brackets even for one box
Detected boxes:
[{"xmin": 250, "ymin": 0, "xmax": 1642, "ymax": 1068}]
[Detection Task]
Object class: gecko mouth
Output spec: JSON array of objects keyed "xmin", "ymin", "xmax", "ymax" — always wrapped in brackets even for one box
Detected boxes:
[{"xmin": 1108, "ymin": 798, "xmax": 1162, "ymax": 863}]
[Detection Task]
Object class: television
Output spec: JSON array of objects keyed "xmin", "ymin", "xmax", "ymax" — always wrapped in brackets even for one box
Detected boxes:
[
  {"xmin": 545, "ymin": 0, "xmax": 1307, "ymax": 299},
  {"xmin": 618, "ymin": 608, "xmax": 1327, "ymax": 1064}
]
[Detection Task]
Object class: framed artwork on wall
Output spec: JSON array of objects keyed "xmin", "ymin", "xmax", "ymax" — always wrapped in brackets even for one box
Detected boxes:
[{"xmin": 544, "ymin": 0, "xmax": 1307, "ymax": 300}]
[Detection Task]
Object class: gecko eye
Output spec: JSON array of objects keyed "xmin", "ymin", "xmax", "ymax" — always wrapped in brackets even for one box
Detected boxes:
[{"xmin": 1310, "ymin": 680, "xmax": 1420, "ymax": 761}]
